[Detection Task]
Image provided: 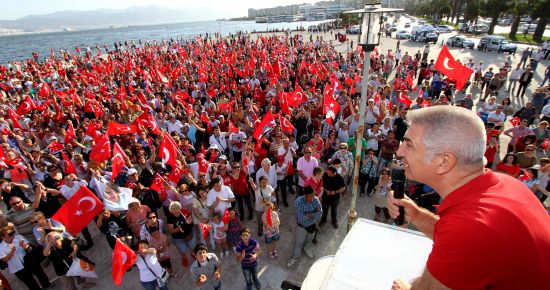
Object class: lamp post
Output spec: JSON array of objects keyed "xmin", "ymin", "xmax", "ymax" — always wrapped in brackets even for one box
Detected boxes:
[{"xmin": 344, "ymin": 3, "xmax": 403, "ymax": 233}]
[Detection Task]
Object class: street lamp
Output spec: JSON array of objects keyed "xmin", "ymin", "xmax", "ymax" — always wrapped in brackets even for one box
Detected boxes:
[{"xmin": 344, "ymin": 3, "xmax": 403, "ymax": 233}]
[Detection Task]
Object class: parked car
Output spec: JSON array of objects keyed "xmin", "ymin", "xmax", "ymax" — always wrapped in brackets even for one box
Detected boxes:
[
  {"xmin": 446, "ymin": 35, "xmax": 475, "ymax": 49},
  {"xmin": 346, "ymin": 25, "xmax": 360, "ymax": 34},
  {"xmin": 498, "ymin": 19, "xmax": 511, "ymax": 26},
  {"xmin": 390, "ymin": 24, "xmax": 398, "ymax": 32},
  {"xmin": 518, "ymin": 23, "xmax": 536, "ymax": 34},
  {"xmin": 411, "ymin": 25, "xmax": 439, "ymax": 43},
  {"xmin": 404, "ymin": 22, "xmax": 411, "ymax": 28},
  {"xmin": 396, "ymin": 30, "xmax": 411, "ymax": 39},
  {"xmin": 435, "ymin": 25, "xmax": 453, "ymax": 33},
  {"xmin": 477, "ymin": 35, "xmax": 517, "ymax": 54},
  {"xmin": 467, "ymin": 24, "xmax": 489, "ymax": 34}
]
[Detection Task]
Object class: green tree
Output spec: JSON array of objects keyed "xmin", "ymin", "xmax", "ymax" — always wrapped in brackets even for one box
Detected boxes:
[
  {"xmin": 508, "ymin": 0, "xmax": 531, "ymax": 39},
  {"xmin": 463, "ymin": 0, "xmax": 482, "ymax": 23},
  {"xmin": 532, "ymin": 0, "xmax": 550, "ymax": 42},
  {"xmin": 481, "ymin": 0, "xmax": 511, "ymax": 34}
]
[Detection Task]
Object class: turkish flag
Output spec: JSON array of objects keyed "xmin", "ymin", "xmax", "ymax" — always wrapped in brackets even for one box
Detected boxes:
[
  {"xmin": 82, "ymin": 71, "xmax": 100, "ymax": 85},
  {"xmin": 39, "ymin": 83, "xmax": 51, "ymax": 97},
  {"xmin": 112, "ymin": 239, "xmax": 137, "ymax": 286},
  {"xmin": 278, "ymin": 92, "xmax": 291, "ymax": 115},
  {"xmin": 421, "ymin": 98, "xmax": 431, "ymax": 108},
  {"xmin": 111, "ymin": 142, "xmax": 127, "ymax": 179},
  {"xmin": 542, "ymin": 139, "xmax": 550, "ymax": 150},
  {"xmin": 0, "ymin": 83, "xmax": 13, "ymax": 92},
  {"xmin": 406, "ymin": 73, "xmax": 414, "ymax": 87},
  {"xmin": 158, "ymin": 133, "xmax": 178, "ymax": 168},
  {"xmin": 323, "ymin": 87, "xmax": 340, "ymax": 118},
  {"xmin": 16, "ymin": 96, "xmax": 36, "ymax": 116},
  {"xmin": 434, "ymin": 45, "xmax": 473, "ymax": 90},
  {"xmin": 398, "ymin": 92, "xmax": 413, "ymax": 107},
  {"xmin": 519, "ymin": 169, "xmax": 533, "ymax": 181},
  {"xmin": 197, "ymin": 153, "xmax": 209, "ymax": 174},
  {"xmin": 132, "ymin": 112, "xmax": 161, "ymax": 135},
  {"xmin": 6, "ymin": 107, "xmax": 23, "ymax": 130},
  {"xmin": 228, "ymin": 121, "xmax": 239, "ymax": 133},
  {"xmin": 9, "ymin": 166, "xmax": 28, "ymax": 182},
  {"xmin": 252, "ymin": 111, "xmax": 276, "ymax": 140},
  {"xmin": 48, "ymin": 141, "xmax": 65, "ymax": 153},
  {"xmin": 172, "ymin": 91, "xmax": 189, "ymax": 105},
  {"xmin": 509, "ymin": 117, "xmax": 520, "ymax": 127},
  {"xmin": 271, "ymin": 59, "xmax": 282, "ymax": 77},
  {"xmin": 331, "ymin": 77, "xmax": 343, "ymax": 91},
  {"xmin": 266, "ymin": 207, "xmax": 273, "ymax": 227},
  {"xmin": 169, "ymin": 165, "xmax": 185, "ymax": 184},
  {"xmin": 279, "ymin": 115, "xmax": 295, "ymax": 135},
  {"xmin": 218, "ymin": 101, "xmax": 233, "ymax": 112},
  {"xmin": 200, "ymin": 223, "xmax": 211, "ymax": 240},
  {"xmin": 150, "ymin": 173, "xmax": 166, "ymax": 193},
  {"xmin": 222, "ymin": 208, "xmax": 231, "ymax": 224},
  {"xmin": 288, "ymin": 85, "xmax": 307, "ymax": 107},
  {"xmin": 65, "ymin": 122, "xmax": 76, "ymax": 145},
  {"xmin": 89, "ymin": 134, "xmax": 111, "ymax": 163},
  {"xmin": 107, "ymin": 121, "xmax": 137, "ymax": 136},
  {"xmin": 61, "ymin": 152, "xmax": 77, "ymax": 175},
  {"xmin": 52, "ymin": 186, "xmax": 103, "ymax": 235}
]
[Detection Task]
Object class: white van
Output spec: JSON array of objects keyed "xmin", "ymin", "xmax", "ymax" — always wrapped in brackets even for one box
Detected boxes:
[
  {"xmin": 477, "ymin": 35, "xmax": 517, "ymax": 53},
  {"xmin": 410, "ymin": 25, "xmax": 439, "ymax": 43}
]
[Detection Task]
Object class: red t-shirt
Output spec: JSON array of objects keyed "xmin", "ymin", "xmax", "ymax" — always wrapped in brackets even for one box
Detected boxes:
[
  {"xmin": 427, "ymin": 170, "xmax": 550, "ymax": 289},
  {"xmin": 495, "ymin": 162, "xmax": 521, "ymax": 177}
]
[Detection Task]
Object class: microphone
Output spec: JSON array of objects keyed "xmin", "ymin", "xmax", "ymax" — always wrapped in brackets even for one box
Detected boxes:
[{"xmin": 391, "ymin": 167, "xmax": 406, "ymax": 226}]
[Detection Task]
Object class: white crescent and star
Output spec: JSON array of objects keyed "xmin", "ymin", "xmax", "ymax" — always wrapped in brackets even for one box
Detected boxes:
[
  {"xmin": 76, "ymin": 196, "xmax": 97, "ymax": 216},
  {"xmin": 120, "ymin": 252, "xmax": 128, "ymax": 265},
  {"xmin": 162, "ymin": 148, "xmax": 170, "ymax": 165},
  {"xmin": 443, "ymin": 57, "xmax": 454, "ymax": 70}
]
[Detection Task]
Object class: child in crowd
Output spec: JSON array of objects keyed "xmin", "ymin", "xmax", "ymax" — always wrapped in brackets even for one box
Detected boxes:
[
  {"xmin": 261, "ymin": 202, "xmax": 280, "ymax": 259},
  {"xmin": 210, "ymin": 212, "xmax": 229, "ymax": 258},
  {"xmin": 226, "ymin": 208, "xmax": 243, "ymax": 253}
]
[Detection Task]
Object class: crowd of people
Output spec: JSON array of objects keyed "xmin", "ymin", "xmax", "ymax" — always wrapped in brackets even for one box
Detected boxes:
[{"xmin": 0, "ymin": 25, "xmax": 548, "ymax": 290}]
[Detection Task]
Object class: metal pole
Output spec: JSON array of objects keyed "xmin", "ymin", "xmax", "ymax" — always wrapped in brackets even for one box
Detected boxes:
[{"xmin": 347, "ymin": 41, "xmax": 372, "ymax": 233}]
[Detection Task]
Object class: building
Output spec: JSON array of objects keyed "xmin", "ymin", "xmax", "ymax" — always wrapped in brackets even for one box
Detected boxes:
[{"xmin": 248, "ymin": 0, "xmax": 368, "ymax": 20}]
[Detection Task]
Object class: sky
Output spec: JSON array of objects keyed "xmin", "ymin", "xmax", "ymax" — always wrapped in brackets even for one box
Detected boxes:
[{"xmin": 0, "ymin": 0, "xmax": 319, "ymax": 20}]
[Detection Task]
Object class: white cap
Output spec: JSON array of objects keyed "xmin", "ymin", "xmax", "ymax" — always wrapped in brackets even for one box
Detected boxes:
[{"xmin": 127, "ymin": 168, "xmax": 138, "ymax": 175}]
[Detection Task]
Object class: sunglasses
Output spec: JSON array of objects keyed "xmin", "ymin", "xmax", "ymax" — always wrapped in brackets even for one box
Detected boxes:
[
  {"xmin": 304, "ymin": 152, "xmax": 312, "ymax": 154},
  {"xmin": 147, "ymin": 216, "xmax": 157, "ymax": 220},
  {"xmin": 233, "ymin": 166, "xmax": 240, "ymax": 169},
  {"xmin": 7, "ymin": 231, "xmax": 15, "ymax": 237}
]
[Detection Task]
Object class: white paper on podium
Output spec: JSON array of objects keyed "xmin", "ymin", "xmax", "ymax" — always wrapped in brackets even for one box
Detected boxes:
[{"xmin": 302, "ymin": 218, "xmax": 433, "ymax": 290}]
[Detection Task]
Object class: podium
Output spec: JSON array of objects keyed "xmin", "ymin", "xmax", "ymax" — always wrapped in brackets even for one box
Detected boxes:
[{"xmin": 301, "ymin": 219, "xmax": 433, "ymax": 290}]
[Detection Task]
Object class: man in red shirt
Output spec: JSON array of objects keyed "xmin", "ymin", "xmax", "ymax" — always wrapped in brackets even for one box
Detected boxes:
[{"xmin": 388, "ymin": 106, "xmax": 550, "ymax": 289}]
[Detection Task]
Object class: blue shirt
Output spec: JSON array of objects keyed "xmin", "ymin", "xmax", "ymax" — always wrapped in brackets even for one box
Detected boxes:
[
  {"xmin": 294, "ymin": 196, "xmax": 322, "ymax": 227},
  {"xmin": 235, "ymin": 238, "xmax": 259, "ymax": 267}
]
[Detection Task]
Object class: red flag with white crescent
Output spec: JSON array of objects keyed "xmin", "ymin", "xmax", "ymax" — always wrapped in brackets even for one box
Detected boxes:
[
  {"xmin": 107, "ymin": 121, "xmax": 137, "ymax": 136},
  {"xmin": 434, "ymin": 45, "xmax": 473, "ymax": 90},
  {"xmin": 111, "ymin": 142, "xmax": 127, "ymax": 180},
  {"xmin": 65, "ymin": 122, "xmax": 76, "ymax": 145},
  {"xmin": 89, "ymin": 134, "xmax": 111, "ymax": 164},
  {"xmin": 158, "ymin": 133, "xmax": 178, "ymax": 168},
  {"xmin": 52, "ymin": 186, "xmax": 104, "ymax": 235},
  {"xmin": 112, "ymin": 239, "xmax": 137, "ymax": 286}
]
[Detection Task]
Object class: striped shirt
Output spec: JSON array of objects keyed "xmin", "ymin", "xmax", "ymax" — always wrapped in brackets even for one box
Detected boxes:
[
  {"xmin": 235, "ymin": 238, "xmax": 259, "ymax": 267},
  {"xmin": 294, "ymin": 196, "xmax": 322, "ymax": 227}
]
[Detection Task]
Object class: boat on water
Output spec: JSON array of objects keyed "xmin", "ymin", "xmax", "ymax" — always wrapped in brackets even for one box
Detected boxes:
[{"xmin": 255, "ymin": 17, "xmax": 267, "ymax": 23}]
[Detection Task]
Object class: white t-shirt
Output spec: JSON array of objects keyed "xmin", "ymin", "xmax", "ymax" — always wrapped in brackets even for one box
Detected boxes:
[
  {"xmin": 277, "ymin": 146, "xmax": 294, "ymax": 164},
  {"xmin": 209, "ymin": 134, "xmax": 228, "ymax": 152},
  {"xmin": 229, "ymin": 131, "xmax": 247, "ymax": 152},
  {"xmin": 207, "ymin": 186, "xmax": 235, "ymax": 214},
  {"xmin": 0, "ymin": 235, "xmax": 28, "ymax": 273},
  {"xmin": 60, "ymin": 180, "xmax": 88, "ymax": 200},
  {"xmin": 209, "ymin": 220, "xmax": 227, "ymax": 240},
  {"xmin": 366, "ymin": 129, "xmax": 382, "ymax": 150},
  {"xmin": 297, "ymin": 157, "xmax": 319, "ymax": 186},
  {"xmin": 166, "ymin": 120, "xmax": 184, "ymax": 133},
  {"xmin": 487, "ymin": 111, "xmax": 506, "ymax": 123}
]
